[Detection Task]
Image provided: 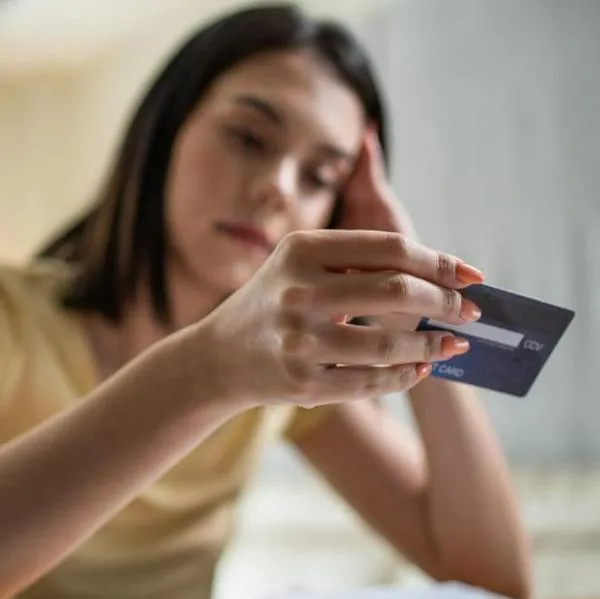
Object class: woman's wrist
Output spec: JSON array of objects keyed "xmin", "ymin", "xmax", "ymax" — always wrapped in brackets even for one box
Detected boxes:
[{"xmin": 173, "ymin": 319, "xmax": 258, "ymax": 419}]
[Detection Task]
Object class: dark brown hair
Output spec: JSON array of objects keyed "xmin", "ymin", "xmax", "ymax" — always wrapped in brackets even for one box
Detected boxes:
[{"xmin": 38, "ymin": 3, "xmax": 388, "ymax": 325}]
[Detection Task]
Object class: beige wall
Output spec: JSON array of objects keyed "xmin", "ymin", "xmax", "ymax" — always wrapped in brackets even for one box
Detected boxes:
[
  {"xmin": 0, "ymin": 11, "xmax": 213, "ymax": 264},
  {"xmin": 0, "ymin": 74, "xmax": 86, "ymax": 262},
  {"xmin": 0, "ymin": 67, "xmax": 127, "ymax": 264}
]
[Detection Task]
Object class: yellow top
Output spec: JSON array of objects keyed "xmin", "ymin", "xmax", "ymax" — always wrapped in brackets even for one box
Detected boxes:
[{"xmin": 0, "ymin": 262, "xmax": 328, "ymax": 599}]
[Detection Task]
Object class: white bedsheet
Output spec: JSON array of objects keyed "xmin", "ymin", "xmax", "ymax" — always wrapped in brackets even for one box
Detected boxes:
[{"xmin": 260, "ymin": 585, "xmax": 506, "ymax": 599}]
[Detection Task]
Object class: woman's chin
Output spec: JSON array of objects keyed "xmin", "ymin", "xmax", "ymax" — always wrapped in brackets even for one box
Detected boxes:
[{"xmin": 172, "ymin": 244, "xmax": 264, "ymax": 297}]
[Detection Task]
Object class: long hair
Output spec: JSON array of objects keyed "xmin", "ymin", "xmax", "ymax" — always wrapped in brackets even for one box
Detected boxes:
[{"xmin": 38, "ymin": 3, "xmax": 388, "ymax": 325}]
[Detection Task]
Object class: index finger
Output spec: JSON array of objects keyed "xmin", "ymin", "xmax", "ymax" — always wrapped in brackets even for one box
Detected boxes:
[{"xmin": 286, "ymin": 230, "xmax": 484, "ymax": 289}]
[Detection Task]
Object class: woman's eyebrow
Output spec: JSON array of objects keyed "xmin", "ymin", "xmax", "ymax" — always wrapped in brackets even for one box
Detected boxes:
[
  {"xmin": 232, "ymin": 94, "xmax": 356, "ymax": 162},
  {"xmin": 232, "ymin": 94, "xmax": 285, "ymax": 127},
  {"xmin": 317, "ymin": 143, "xmax": 354, "ymax": 163}
]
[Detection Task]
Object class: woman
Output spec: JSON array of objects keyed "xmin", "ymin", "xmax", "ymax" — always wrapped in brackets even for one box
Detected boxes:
[{"xmin": 0, "ymin": 4, "xmax": 530, "ymax": 599}]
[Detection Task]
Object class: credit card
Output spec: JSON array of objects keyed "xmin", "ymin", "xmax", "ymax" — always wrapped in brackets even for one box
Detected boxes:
[{"xmin": 416, "ymin": 284, "xmax": 575, "ymax": 397}]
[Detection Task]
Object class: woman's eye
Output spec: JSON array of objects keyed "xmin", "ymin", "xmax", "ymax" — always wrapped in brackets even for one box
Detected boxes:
[
  {"xmin": 305, "ymin": 171, "xmax": 337, "ymax": 193},
  {"xmin": 230, "ymin": 127, "xmax": 266, "ymax": 153}
]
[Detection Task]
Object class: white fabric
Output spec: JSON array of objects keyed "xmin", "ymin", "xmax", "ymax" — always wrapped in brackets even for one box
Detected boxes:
[{"xmin": 260, "ymin": 585, "xmax": 506, "ymax": 599}]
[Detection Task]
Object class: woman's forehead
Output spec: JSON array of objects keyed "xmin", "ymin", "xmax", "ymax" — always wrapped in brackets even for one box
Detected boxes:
[{"xmin": 204, "ymin": 50, "xmax": 365, "ymax": 151}]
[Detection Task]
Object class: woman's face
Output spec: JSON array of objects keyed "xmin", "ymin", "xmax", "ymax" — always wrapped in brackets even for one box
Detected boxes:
[{"xmin": 165, "ymin": 49, "xmax": 365, "ymax": 296}]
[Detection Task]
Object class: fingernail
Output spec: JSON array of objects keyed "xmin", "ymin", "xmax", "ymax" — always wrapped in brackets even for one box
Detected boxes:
[
  {"xmin": 456, "ymin": 261, "xmax": 485, "ymax": 286},
  {"xmin": 441, "ymin": 335, "xmax": 470, "ymax": 358},
  {"xmin": 416, "ymin": 363, "xmax": 432, "ymax": 380},
  {"xmin": 460, "ymin": 298, "xmax": 482, "ymax": 321}
]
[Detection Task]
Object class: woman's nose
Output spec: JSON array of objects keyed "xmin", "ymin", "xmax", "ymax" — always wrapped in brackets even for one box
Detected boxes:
[{"xmin": 250, "ymin": 158, "xmax": 299, "ymax": 211}]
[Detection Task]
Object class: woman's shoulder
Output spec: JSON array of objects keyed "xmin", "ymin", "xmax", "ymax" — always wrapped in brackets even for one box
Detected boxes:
[
  {"xmin": 0, "ymin": 260, "xmax": 96, "ymax": 407},
  {"xmin": 0, "ymin": 260, "xmax": 96, "ymax": 433},
  {"xmin": 0, "ymin": 259, "xmax": 74, "ymax": 314},
  {"xmin": 0, "ymin": 258, "xmax": 78, "ymax": 362},
  {"xmin": 0, "ymin": 258, "xmax": 73, "ymax": 292}
]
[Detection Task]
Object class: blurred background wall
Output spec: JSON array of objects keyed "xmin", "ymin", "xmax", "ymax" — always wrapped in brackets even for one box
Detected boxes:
[
  {"xmin": 1, "ymin": 1, "xmax": 600, "ymax": 597},
  {"xmin": 360, "ymin": 0, "xmax": 599, "ymax": 465}
]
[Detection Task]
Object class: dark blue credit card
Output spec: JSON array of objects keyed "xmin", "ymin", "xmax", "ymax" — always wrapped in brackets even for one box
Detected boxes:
[{"xmin": 417, "ymin": 284, "xmax": 575, "ymax": 397}]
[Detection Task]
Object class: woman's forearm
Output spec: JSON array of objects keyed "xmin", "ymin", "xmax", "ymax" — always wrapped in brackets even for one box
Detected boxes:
[
  {"xmin": 0, "ymin": 325, "xmax": 244, "ymax": 596},
  {"xmin": 408, "ymin": 378, "xmax": 531, "ymax": 598}
]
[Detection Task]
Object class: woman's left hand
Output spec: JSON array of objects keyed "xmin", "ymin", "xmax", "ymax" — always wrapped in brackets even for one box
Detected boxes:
[
  {"xmin": 338, "ymin": 126, "xmax": 418, "ymax": 239},
  {"xmin": 337, "ymin": 127, "xmax": 421, "ymax": 331}
]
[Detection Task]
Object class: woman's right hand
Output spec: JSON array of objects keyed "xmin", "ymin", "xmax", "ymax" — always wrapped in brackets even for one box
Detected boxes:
[{"xmin": 197, "ymin": 229, "xmax": 484, "ymax": 409}]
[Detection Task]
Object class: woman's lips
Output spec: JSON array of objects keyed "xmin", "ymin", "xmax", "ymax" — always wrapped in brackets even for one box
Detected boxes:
[{"xmin": 215, "ymin": 222, "xmax": 275, "ymax": 252}]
